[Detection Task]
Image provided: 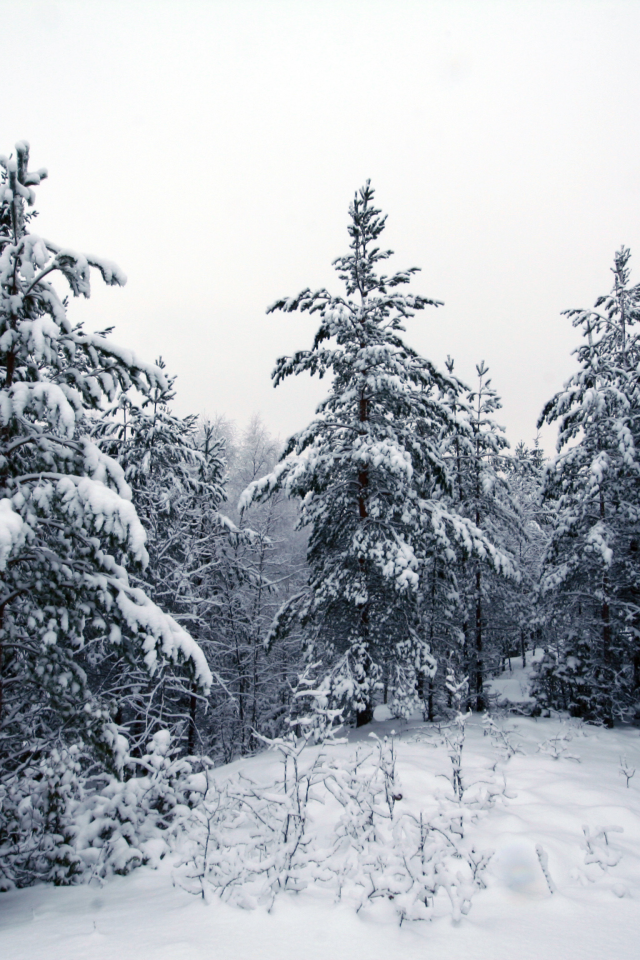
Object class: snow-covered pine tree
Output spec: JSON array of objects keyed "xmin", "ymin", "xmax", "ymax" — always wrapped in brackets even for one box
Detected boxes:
[
  {"xmin": 97, "ymin": 398, "xmax": 307, "ymax": 763},
  {"xmin": 441, "ymin": 362, "xmax": 521, "ymax": 710},
  {"xmin": 410, "ymin": 358, "xmax": 471, "ymax": 720},
  {"xmin": 92, "ymin": 366, "xmax": 228, "ymax": 755},
  {"xmin": 536, "ymin": 248, "xmax": 640, "ymax": 724},
  {"xmin": 0, "ymin": 142, "xmax": 211, "ymax": 791},
  {"xmin": 241, "ymin": 182, "xmax": 512, "ymax": 725},
  {"xmin": 504, "ymin": 439, "xmax": 549, "ymax": 668}
]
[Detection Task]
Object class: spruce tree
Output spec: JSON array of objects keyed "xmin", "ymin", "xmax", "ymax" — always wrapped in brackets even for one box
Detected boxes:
[
  {"xmin": 93, "ymin": 367, "xmax": 228, "ymax": 754},
  {"xmin": 537, "ymin": 247, "xmax": 640, "ymax": 724},
  {"xmin": 504, "ymin": 439, "xmax": 549, "ymax": 669},
  {"xmin": 441, "ymin": 362, "xmax": 521, "ymax": 709},
  {"xmin": 0, "ymin": 142, "xmax": 210, "ymax": 787},
  {"xmin": 241, "ymin": 182, "xmax": 511, "ymax": 724}
]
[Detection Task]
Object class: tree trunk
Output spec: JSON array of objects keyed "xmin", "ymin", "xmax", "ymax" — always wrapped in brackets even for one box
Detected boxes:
[
  {"xmin": 187, "ymin": 682, "xmax": 198, "ymax": 754},
  {"xmin": 0, "ymin": 609, "xmax": 4, "ymax": 744},
  {"xmin": 354, "ymin": 389, "xmax": 373, "ymax": 727},
  {"xmin": 356, "ymin": 702, "xmax": 374, "ymax": 726},
  {"xmin": 600, "ymin": 491, "xmax": 614, "ymax": 727},
  {"xmin": 355, "ymin": 604, "xmax": 374, "ymax": 726},
  {"xmin": 601, "ymin": 572, "xmax": 614, "ymax": 727},
  {"xmin": 475, "ymin": 565, "xmax": 485, "ymax": 711}
]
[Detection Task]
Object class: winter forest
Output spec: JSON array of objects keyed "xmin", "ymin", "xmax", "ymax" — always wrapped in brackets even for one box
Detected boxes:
[
  {"xmin": 3, "ymin": 0, "xmax": 640, "ymax": 954},
  {"xmin": 1, "ymin": 134, "xmax": 639, "ymax": 931}
]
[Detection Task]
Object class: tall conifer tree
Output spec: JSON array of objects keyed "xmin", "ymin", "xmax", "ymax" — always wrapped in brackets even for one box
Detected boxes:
[
  {"xmin": 242, "ymin": 183, "xmax": 511, "ymax": 724},
  {"xmin": 0, "ymin": 143, "xmax": 210, "ymax": 786},
  {"xmin": 440, "ymin": 362, "xmax": 521, "ymax": 709},
  {"xmin": 537, "ymin": 248, "xmax": 640, "ymax": 724}
]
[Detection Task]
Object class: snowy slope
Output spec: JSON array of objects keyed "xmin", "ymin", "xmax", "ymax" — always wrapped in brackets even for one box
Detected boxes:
[{"xmin": 1, "ymin": 713, "xmax": 639, "ymax": 960}]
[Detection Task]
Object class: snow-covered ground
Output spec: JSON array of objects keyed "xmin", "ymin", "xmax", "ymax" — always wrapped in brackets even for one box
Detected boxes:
[
  {"xmin": 485, "ymin": 647, "xmax": 545, "ymax": 708},
  {"xmin": 1, "ymin": 659, "xmax": 639, "ymax": 960}
]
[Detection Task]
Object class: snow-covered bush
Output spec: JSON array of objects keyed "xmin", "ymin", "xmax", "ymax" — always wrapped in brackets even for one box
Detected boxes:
[
  {"xmin": 177, "ymin": 703, "xmax": 493, "ymax": 924},
  {"xmin": 0, "ymin": 744, "xmax": 85, "ymax": 889},
  {"xmin": 177, "ymin": 668, "xmax": 344, "ymax": 906},
  {"xmin": 0, "ymin": 730, "xmax": 200, "ymax": 890},
  {"xmin": 536, "ymin": 726, "xmax": 581, "ymax": 762},
  {"xmin": 481, "ymin": 711, "xmax": 523, "ymax": 767}
]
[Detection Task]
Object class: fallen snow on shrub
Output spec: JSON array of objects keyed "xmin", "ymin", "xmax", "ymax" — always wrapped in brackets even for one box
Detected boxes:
[{"xmin": 1, "ymin": 713, "xmax": 639, "ymax": 960}]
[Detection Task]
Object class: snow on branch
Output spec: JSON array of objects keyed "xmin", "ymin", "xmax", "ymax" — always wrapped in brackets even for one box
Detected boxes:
[
  {"xmin": 55, "ymin": 476, "xmax": 148, "ymax": 565},
  {"xmin": 0, "ymin": 498, "xmax": 26, "ymax": 570},
  {"xmin": 115, "ymin": 586, "xmax": 212, "ymax": 691}
]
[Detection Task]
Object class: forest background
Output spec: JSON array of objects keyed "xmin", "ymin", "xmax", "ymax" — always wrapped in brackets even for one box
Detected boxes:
[{"xmin": 2, "ymin": 0, "xmax": 640, "ymax": 891}]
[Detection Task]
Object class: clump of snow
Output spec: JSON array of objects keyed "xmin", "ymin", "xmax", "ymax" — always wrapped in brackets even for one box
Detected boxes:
[
  {"xmin": 56, "ymin": 476, "xmax": 148, "ymax": 564},
  {"xmin": 149, "ymin": 730, "xmax": 171, "ymax": 757},
  {"xmin": 0, "ymin": 498, "xmax": 26, "ymax": 570},
  {"xmin": 115, "ymin": 586, "xmax": 212, "ymax": 691}
]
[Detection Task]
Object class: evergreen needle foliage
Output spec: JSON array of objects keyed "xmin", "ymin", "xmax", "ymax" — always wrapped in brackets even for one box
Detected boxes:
[
  {"xmin": 0, "ymin": 142, "xmax": 210, "ymax": 857},
  {"xmin": 536, "ymin": 247, "xmax": 640, "ymax": 723},
  {"xmin": 241, "ymin": 182, "xmax": 513, "ymax": 725}
]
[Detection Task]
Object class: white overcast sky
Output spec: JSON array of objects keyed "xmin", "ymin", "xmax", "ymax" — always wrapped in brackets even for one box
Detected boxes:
[{"xmin": 3, "ymin": 0, "xmax": 640, "ymax": 451}]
